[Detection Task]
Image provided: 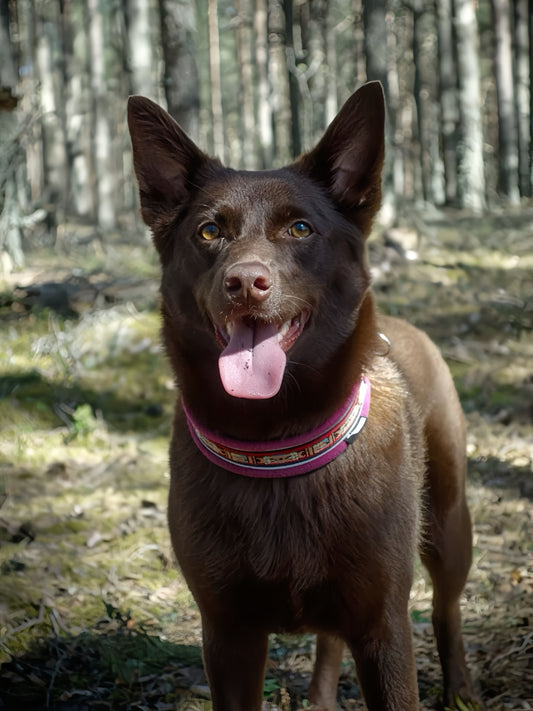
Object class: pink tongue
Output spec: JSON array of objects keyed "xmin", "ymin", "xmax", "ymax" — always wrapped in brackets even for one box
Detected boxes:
[{"xmin": 218, "ymin": 319, "xmax": 287, "ymax": 399}]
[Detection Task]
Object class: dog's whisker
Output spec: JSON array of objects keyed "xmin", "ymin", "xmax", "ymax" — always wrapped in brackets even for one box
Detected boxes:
[{"xmin": 281, "ymin": 293, "xmax": 314, "ymax": 310}]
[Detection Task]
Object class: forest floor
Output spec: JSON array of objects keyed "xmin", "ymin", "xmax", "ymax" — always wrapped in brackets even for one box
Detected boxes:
[{"xmin": 0, "ymin": 207, "xmax": 531, "ymax": 710}]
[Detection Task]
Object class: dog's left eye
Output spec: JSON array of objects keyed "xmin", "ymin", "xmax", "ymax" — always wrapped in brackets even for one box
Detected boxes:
[
  {"xmin": 199, "ymin": 223, "xmax": 221, "ymax": 241},
  {"xmin": 289, "ymin": 221, "xmax": 312, "ymax": 239}
]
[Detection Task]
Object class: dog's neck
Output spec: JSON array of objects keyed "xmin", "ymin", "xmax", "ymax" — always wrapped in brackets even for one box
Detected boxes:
[
  {"xmin": 175, "ymin": 289, "xmax": 381, "ymax": 441},
  {"xmin": 182, "ymin": 375, "xmax": 371, "ymax": 477}
]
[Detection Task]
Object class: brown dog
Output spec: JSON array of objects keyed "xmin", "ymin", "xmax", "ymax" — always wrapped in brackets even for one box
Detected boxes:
[{"xmin": 128, "ymin": 82, "xmax": 477, "ymax": 710}]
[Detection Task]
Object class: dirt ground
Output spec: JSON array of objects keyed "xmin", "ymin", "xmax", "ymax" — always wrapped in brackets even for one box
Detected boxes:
[{"xmin": 0, "ymin": 208, "xmax": 531, "ymax": 710}]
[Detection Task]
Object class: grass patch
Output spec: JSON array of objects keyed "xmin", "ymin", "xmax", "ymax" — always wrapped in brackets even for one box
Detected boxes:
[{"xmin": 0, "ymin": 613, "xmax": 204, "ymax": 710}]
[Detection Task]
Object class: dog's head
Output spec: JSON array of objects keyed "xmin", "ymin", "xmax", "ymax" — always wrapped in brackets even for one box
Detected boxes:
[{"xmin": 128, "ymin": 83, "xmax": 384, "ymax": 402}]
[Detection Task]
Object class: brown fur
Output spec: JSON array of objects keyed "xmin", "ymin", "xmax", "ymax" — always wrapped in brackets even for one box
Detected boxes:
[{"xmin": 128, "ymin": 82, "xmax": 478, "ymax": 710}]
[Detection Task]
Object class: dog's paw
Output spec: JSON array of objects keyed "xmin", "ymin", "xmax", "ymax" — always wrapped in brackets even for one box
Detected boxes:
[{"xmin": 444, "ymin": 695, "xmax": 485, "ymax": 711}]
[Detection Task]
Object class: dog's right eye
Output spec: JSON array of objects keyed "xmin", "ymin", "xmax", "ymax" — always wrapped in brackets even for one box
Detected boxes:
[
  {"xmin": 288, "ymin": 221, "xmax": 312, "ymax": 239},
  {"xmin": 199, "ymin": 223, "xmax": 221, "ymax": 241}
]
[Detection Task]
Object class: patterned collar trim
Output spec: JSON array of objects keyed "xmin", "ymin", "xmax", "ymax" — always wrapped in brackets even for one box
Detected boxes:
[{"xmin": 183, "ymin": 376, "xmax": 371, "ymax": 478}]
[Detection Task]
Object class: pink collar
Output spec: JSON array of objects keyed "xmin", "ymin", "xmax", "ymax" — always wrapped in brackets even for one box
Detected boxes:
[{"xmin": 183, "ymin": 376, "xmax": 371, "ymax": 478}]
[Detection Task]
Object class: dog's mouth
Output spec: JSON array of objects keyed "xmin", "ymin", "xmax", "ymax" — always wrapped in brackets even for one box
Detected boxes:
[{"xmin": 214, "ymin": 312, "xmax": 309, "ymax": 399}]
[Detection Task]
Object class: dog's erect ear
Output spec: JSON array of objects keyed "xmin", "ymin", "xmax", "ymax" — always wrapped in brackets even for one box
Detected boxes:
[
  {"xmin": 293, "ymin": 82, "xmax": 385, "ymax": 232},
  {"xmin": 127, "ymin": 96, "xmax": 214, "ymax": 229}
]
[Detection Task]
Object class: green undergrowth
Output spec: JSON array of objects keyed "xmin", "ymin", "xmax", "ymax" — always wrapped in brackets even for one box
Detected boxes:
[
  {"xmin": 0, "ymin": 603, "xmax": 204, "ymax": 710},
  {"xmin": 0, "ymin": 289, "xmax": 189, "ymax": 674},
  {"xmin": 1, "ymin": 307, "xmax": 175, "ymax": 462}
]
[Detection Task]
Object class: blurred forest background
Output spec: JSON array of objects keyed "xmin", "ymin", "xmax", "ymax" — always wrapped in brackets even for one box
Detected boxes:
[
  {"xmin": 1, "ymin": 0, "xmax": 533, "ymax": 267},
  {"xmin": 0, "ymin": 1, "xmax": 532, "ymax": 709}
]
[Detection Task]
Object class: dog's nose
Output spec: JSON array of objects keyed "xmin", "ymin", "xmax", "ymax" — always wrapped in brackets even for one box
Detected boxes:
[{"xmin": 224, "ymin": 262, "xmax": 272, "ymax": 303}]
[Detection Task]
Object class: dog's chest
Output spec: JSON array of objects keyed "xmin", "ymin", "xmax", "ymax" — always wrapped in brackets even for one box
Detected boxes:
[{"xmin": 170, "ymin": 430, "xmax": 420, "ymax": 608}]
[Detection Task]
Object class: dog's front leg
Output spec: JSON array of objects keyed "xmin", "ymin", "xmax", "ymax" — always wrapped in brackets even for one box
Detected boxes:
[
  {"xmin": 349, "ymin": 615, "xmax": 419, "ymax": 711},
  {"xmin": 202, "ymin": 619, "xmax": 268, "ymax": 711}
]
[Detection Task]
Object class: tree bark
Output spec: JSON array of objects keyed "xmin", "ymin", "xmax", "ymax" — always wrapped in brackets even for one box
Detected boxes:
[
  {"xmin": 283, "ymin": 0, "xmax": 301, "ymax": 157},
  {"xmin": 125, "ymin": 0, "xmax": 156, "ymax": 98},
  {"xmin": 436, "ymin": 0, "xmax": 459, "ymax": 204},
  {"xmin": 158, "ymin": 0, "xmax": 199, "ymax": 139},
  {"xmin": 62, "ymin": 0, "xmax": 93, "ymax": 220},
  {"xmin": 255, "ymin": 0, "xmax": 273, "ymax": 167},
  {"xmin": 364, "ymin": 0, "xmax": 394, "ymax": 222},
  {"xmin": 412, "ymin": 1, "xmax": 445, "ymax": 204},
  {"xmin": 386, "ymin": 10, "xmax": 404, "ymax": 201},
  {"xmin": 0, "ymin": 0, "xmax": 16, "ymax": 92},
  {"xmin": 269, "ymin": 0, "xmax": 292, "ymax": 165},
  {"xmin": 530, "ymin": 0, "xmax": 533, "ymax": 195},
  {"xmin": 34, "ymin": 0, "xmax": 71, "ymax": 234},
  {"xmin": 454, "ymin": 0, "xmax": 486, "ymax": 212},
  {"xmin": 364, "ymin": 0, "xmax": 387, "ymax": 91},
  {"xmin": 491, "ymin": 0, "xmax": 520, "ymax": 204},
  {"xmin": 296, "ymin": 1, "xmax": 312, "ymax": 149},
  {"xmin": 0, "ymin": 0, "xmax": 24, "ymax": 267},
  {"xmin": 88, "ymin": 0, "xmax": 116, "ymax": 230},
  {"xmin": 325, "ymin": 6, "xmax": 337, "ymax": 124},
  {"xmin": 513, "ymin": 0, "xmax": 530, "ymax": 197},
  {"xmin": 208, "ymin": 0, "xmax": 224, "ymax": 160},
  {"xmin": 16, "ymin": 0, "xmax": 44, "ymax": 208},
  {"xmin": 235, "ymin": 0, "xmax": 256, "ymax": 168},
  {"xmin": 352, "ymin": 0, "xmax": 367, "ymax": 87},
  {"xmin": 306, "ymin": 0, "xmax": 329, "ymax": 140}
]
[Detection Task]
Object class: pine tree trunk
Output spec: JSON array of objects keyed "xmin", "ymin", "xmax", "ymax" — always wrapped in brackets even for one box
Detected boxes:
[
  {"xmin": 454, "ymin": 0, "xmax": 486, "ymax": 212},
  {"xmin": 236, "ymin": 0, "xmax": 256, "ymax": 168},
  {"xmin": 88, "ymin": 0, "xmax": 116, "ymax": 230},
  {"xmin": 352, "ymin": 0, "xmax": 367, "ymax": 87},
  {"xmin": 208, "ymin": 0, "xmax": 224, "ymax": 160},
  {"xmin": 412, "ymin": 1, "xmax": 445, "ymax": 204},
  {"xmin": 269, "ymin": 0, "xmax": 291, "ymax": 165},
  {"xmin": 297, "ymin": 1, "xmax": 312, "ymax": 150},
  {"xmin": 364, "ymin": 0, "xmax": 387, "ymax": 89},
  {"xmin": 0, "ymin": 0, "xmax": 24, "ymax": 267},
  {"xmin": 63, "ymin": 0, "xmax": 93, "ymax": 220},
  {"xmin": 513, "ymin": 0, "xmax": 530, "ymax": 197},
  {"xmin": 491, "ymin": 0, "xmax": 520, "ymax": 204},
  {"xmin": 530, "ymin": 0, "xmax": 533, "ymax": 194},
  {"xmin": 436, "ymin": 0, "xmax": 459, "ymax": 204},
  {"xmin": 255, "ymin": 0, "xmax": 273, "ymax": 167},
  {"xmin": 35, "ymin": 0, "xmax": 69, "ymax": 234},
  {"xmin": 364, "ymin": 0, "xmax": 395, "ymax": 222},
  {"xmin": 158, "ymin": 0, "xmax": 200, "ymax": 139},
  {"xmin": 17, "ymin": 0, "xmax": 44, "ymax": 207},
  {"xmin": 386, "ymin": 12, "xmax": 404, "ymax": 201},
  {"xmin": 307, "ymin": 0, "xmax": 328, "ymax": 141},
  {"xmin": 283, "ymin": 0, "xmax": 301, "ymax": 157},
  {"xmin": 325, "ymin": 8, "xmax": 337, "ymax": 124},
  {"xmin": 125, "ymin": 0, "xmax": 156, "ymax": 97}
]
